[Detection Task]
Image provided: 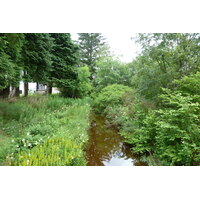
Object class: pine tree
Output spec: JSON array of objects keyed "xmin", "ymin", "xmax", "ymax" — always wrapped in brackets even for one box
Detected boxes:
[
  {"xmin": 21, "ymin": 33, "xmax": 54, "ymax": 96},
  {"xmin": 50, "ymin": 33, "xmax": 79, "ymax": 97},
  {"xmin": 78, "ymin": 33, "xmax": 106, "ymax": 79},
  {"xmin": 0, "ymin": 33, "xmax": 24, "ymax": 98}
]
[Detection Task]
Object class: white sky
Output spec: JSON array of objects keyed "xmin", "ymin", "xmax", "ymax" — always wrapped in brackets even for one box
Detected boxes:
[{"xmin": 71, "ymin": 33, "xmax": 141, "ymax": 63}]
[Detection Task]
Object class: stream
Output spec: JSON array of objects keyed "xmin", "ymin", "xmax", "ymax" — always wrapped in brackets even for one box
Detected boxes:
[{"xmin": 86, "ymin": 115, "xmax": 147, "ymax": 166}]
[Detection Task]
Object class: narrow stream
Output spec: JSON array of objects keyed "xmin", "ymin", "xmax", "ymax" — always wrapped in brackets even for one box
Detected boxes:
[{"xmin": 86, "ymin": 115, "xmax": 147, "ymax": 166}]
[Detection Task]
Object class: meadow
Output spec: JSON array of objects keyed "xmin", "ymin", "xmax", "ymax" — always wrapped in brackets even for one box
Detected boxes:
[{"xmin": 0, "ymin": 95, "xmax": 91, "ymax": 166}]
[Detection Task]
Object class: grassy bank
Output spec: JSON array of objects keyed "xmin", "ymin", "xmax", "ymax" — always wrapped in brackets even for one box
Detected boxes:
[{"xmin": 0, "ymin": 95, "xmax": 91, "ymax": 166}]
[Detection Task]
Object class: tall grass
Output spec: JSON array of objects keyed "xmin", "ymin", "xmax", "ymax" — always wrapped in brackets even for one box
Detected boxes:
[{"xmin": 0, "ymin": 95, "xmax": 91, "ymax": 166}]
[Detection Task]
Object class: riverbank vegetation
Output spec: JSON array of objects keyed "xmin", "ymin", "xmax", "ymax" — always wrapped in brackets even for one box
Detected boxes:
[
  {"xmin": 0, "ymin": 96, "xmax": 90, "ymax": 165},
  {"xmin": 92, "ymin": 33, "xmax": 200, "ymax": 166},
  {"xmin": 0, "ymin": 33, "xmax": 199, "ymax": 166}
]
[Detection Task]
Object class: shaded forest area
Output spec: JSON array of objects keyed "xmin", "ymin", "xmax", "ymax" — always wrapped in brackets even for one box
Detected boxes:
[{"xmin": 0, "ymin": 33, "xmax": 200, "ymax": 166}]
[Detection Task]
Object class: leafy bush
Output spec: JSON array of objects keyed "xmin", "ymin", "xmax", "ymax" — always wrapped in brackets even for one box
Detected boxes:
[
  {"xmin": 93, "ymin": 84, "xmax": 132, "ymax": 114},
  {"xmin": 121, "ymin": 72, "xmax": 200, "ymax": 166},
  {"xmin": 105, "ymin": 91, "xmax": 155, "ymax": 130},
  {"xmin": 95, "ymin": 57, "xmax": 134, "ymax": 91},
  {"xmin": 76, "ymin": 66, "xmax": 92, "ymax": 97}
]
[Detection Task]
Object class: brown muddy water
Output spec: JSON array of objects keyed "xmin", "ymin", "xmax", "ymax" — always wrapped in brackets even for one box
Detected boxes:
[{"xmin": 86, "ymin": 115, "xmax": 147, "ymax": 166}]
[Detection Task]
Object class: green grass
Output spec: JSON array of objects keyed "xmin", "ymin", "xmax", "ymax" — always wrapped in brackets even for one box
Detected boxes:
[
  {"xmin": 0, "ymin": 95, "xmax": 91, "ymax": 166},
  {"xmin": 0, "ymin": 133, "xmax": 13, "ymax": 164}
]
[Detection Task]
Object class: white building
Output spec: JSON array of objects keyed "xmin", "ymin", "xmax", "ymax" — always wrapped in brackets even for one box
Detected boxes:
[{"xmin": 19, "ymin": 81, "xmax": 60, "ymax": 95}]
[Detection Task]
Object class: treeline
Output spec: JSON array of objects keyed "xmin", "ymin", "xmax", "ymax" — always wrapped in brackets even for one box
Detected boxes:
[
  {"xmin": 0, "ymin": 33, "xmax": 107, "ymax": 98},
  {"xmin": 93, "ymin": 33, "xmax": 200, "ymax": 165}
]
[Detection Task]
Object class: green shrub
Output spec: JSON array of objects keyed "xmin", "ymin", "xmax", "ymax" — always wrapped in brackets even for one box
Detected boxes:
[
  {"xmin": 76, "ymin": 66, "xmax": 92, "ymax": 98},
  {"xmin": 121, "ymin": 72, "xmax": 200, "ymax": 166},
  {"xmin": 175, "ymin": 72, "xmax": 200, "ymax": 96},
  {"xmin": 93, "ymin": 84, "xmax": 132, "ymax": 114}
]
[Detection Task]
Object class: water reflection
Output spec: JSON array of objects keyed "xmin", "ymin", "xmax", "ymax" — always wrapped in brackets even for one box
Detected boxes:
[{"xmin": 86, "ymin": 115, "xmax": 146, "ymax": 166}]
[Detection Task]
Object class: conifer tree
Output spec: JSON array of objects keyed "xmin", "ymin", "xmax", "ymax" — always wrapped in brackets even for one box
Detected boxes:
[
  {"xmin": 0, "ymin": 33, "xmax": 24, "ymax": 98},
  {"xmin": 21, "ymin": 33, "xmax": 53, "ymax": 96},
  {"xmin": 50, "ymin": 33, "xmax": 79, "ymax": 97},
  {"xmin": 78, "ymin": 33, "xmax": 106, "ymax": 79}
]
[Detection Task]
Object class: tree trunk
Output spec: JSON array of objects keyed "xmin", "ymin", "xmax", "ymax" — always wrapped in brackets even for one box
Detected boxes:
[
  {"xmin": 24, "ymin": 82, "xmax": 29, "ymax": 97},
  {"xmin": 9, "ymin": 86, "xmax": 15, "ymax": 97},
  {"xmin": 0, "ymin": 86, "xmax": 10, "ymax": 99},
  {"xmin": 36, "ymin": 82, "xmax": 39, "ymax": 92},
  {"xmin": 46, "ymin": 84, "xmax": 52, "ymax": 94},
  {"xmin": 15, "ymin": 86, "xmax": 20, "ymax": 97}
]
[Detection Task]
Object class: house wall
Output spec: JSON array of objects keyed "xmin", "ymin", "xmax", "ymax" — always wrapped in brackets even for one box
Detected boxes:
[
  {"xmin": 19, "ymin": 81, "xmax": 37, "ymax": 95},
  {"xmin": 19, "ymin": 81, "xmax": 60, "ymax": 95}
]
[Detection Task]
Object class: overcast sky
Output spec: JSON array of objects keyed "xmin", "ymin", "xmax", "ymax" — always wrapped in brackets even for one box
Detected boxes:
[{"xmin": 71, "ymin": 33, "xmax": 141, "ymax": 63}]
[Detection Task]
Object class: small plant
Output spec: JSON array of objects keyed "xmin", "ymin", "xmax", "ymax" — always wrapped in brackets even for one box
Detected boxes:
[{"xmin": 10, "ymin": 137, "xmax": 86, "ymax": 166}]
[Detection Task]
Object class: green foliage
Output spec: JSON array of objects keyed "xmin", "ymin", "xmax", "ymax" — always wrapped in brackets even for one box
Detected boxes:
[
  {"xmin": 95, "ymin": 56, "xmax": 134, "ymax": 91},
  {"xmin": 0, "ymin": 53, "xmax": 16, "ymax": 89},
  {"xmin": 0, "ymin": 134, "xmax": 13, "ymax": 164},
  {"xmin": 93, "ymin": 84, "xmax": 132, "ymax": 114},
  {"xmin": 76, "ymin": 66, "xmax": 92, "ymax": 97},
  {"xmin": 22, "ymin": 33, "xmax": 53, "ymax": 84},
  {"xmin": 50, "ymin": 33, "xmax": 80, "ymax": 97},
  {"xmin": 0, "ymin": 34, "xmax": 24, "ymax": 90},
  {"xmin": 121, "ymin": 72, "xmax": 200, "ymax": 166},
  {"xmin": 10, "ymin": 137, "xmax": 86, "ymax": 166},
  {"xmin": 78, "ymin": 33, "xmax": 106, "ymax": 78},
  {"xmin": 0, "ymin": 96, "xmax": 91, "ymax": 165},
  {"xmin": 132, "ymin": 33, "xmax": 200, "ymax": 101},
  {"xmin": 131, "ymin": 55, "xmax": 174, "ymax": 101},
  {"xmin": 174, "ymin": 72, "xmax": 200, "ymax": 96}
]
